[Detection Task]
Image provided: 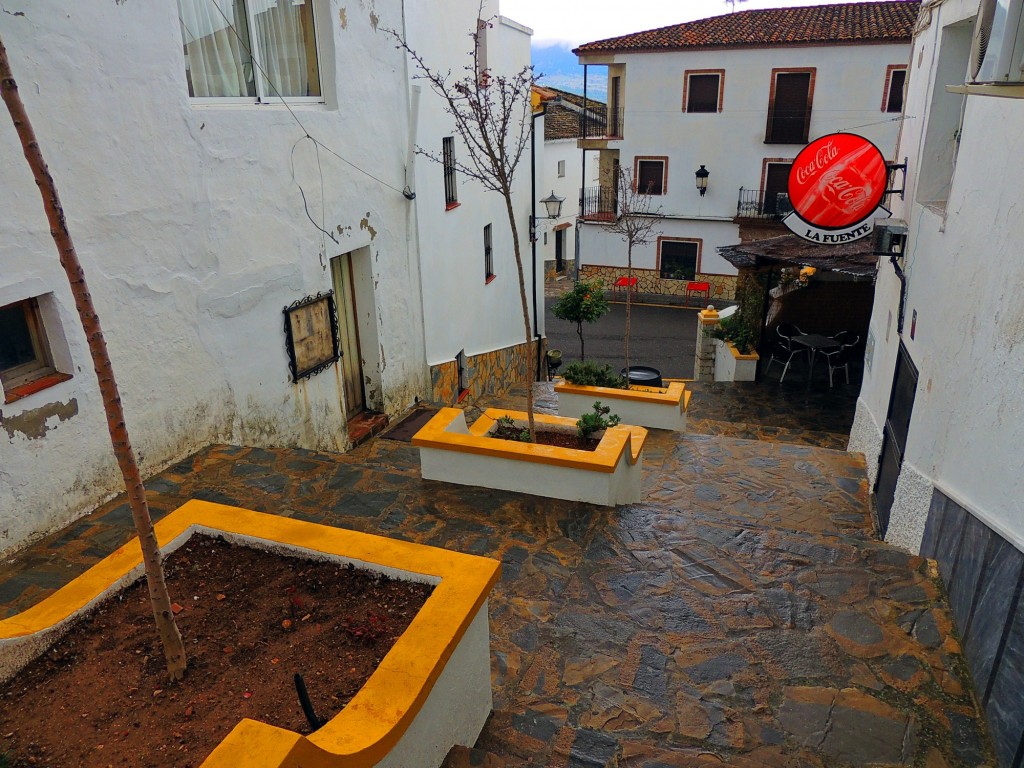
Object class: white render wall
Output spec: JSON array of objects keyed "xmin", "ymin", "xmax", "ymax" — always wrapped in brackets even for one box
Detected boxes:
[
  {"xmin": 579, "ymin": 40, "xmax": 910, "ymax": 276},
  {"xmin": 850, "ymin": 0, "xmax": 1024, "ymax": 553},
  {"xmin": 406, "ymin": 5, "xmax": 541, "ymax": 366},
  {"xmin": 538, "ymin": 139, "xmax": 598, "ymax": 271},
  {"xmin": 0, "ymin": 0, "xmax": 429, "ymax": 553}
]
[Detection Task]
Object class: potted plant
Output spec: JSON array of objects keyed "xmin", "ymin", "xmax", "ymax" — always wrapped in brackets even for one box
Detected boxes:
[
  {"xmin": 554, "ymin": 361, "xmax": 689, "ymax": 432},
  {"xmin": 708, "ymin": 316, "xmax": 759, "ymax": 382},
  {"xmin": 0, "ymin": 500, "xmax": 501, "ymax": 768}
]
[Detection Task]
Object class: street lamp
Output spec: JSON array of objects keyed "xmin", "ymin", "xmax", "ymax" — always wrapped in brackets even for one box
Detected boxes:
[
  {"xmin": 540, "ymin": 190, "xmax": 565, "ymax": 219},
  {"xmin": 695, "ymin": 165, "xmax": 710, "ymax": 197}
]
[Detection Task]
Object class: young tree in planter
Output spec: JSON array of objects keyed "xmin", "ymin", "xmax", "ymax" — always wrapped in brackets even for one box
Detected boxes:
[
  {"xmin": 0, "ymin": 35, "xmax": 188, "ymax": 681},
  {"xmin": 390, "ymin": 7, "xmax": 539, "ymax": 439},
  {"xmin": 551, "ymin": 279, "xmax": 610, "ymax": 361},
  {"xmin": 604, "ymin": 168, "xmax": 661, "ymax": 387}
]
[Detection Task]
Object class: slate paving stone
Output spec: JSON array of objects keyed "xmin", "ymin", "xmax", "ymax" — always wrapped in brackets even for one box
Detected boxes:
[{"xmin": 0, "ymin": 382, "xmax": 996, "ymax": 766}]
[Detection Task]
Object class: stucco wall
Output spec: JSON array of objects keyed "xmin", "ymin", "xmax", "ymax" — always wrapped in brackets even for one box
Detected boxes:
[
  {"xmin": 855, "ymin": 0, "xmax": 1024, "ymax": 553},
  {"xmin": 405, "ymin": 5, "xmax": 540, "ymax": 371},
  {"xmin": 0, "ymin": 0, "xmax": 429, "ymax": 552}
]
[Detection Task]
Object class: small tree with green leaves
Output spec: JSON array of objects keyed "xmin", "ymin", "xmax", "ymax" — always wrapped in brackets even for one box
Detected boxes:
[{"xmin": 551, "ymin": 279, "xmax": 611, "ymax": 361}]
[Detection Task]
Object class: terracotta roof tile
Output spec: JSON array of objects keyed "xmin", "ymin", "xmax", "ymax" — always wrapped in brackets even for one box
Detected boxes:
[
  {"xmin": 542, "ymin": 88, "xmax": 606, "ymax": 141},
  {"xmin": 574, "ymin": 1, "xmax": 919, "ymax": 55}
]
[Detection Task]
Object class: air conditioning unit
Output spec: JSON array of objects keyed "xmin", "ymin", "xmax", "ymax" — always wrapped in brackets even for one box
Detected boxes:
[
  {"xmin": 872, "ymin": 219, "xmax": 908, "ymax": 256},
  {"xmin": 970, "ymin": 0, "xmax": 1024, "ymax": 84}
]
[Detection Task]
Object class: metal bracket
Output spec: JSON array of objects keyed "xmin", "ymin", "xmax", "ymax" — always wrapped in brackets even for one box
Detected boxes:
[{"xmin": 886, "ymin": 157, "xmax": 908, "ymax": 199}]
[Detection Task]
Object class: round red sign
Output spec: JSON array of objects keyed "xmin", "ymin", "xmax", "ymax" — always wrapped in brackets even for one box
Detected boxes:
[{"xmin": 787, "ymin": 133, "xmax": 888, "ymax": 230}]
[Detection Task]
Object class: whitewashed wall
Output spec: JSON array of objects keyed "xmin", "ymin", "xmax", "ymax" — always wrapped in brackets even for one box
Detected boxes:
[
  {"xmin": 851, "ymin": 0, "xmax": 1024, "ymax": 553},
  {"xmin": 579, "ymin": 40, "xmax": 910, "ymax": 275},
  {"xmin": 537, "ymin": 140, "xmax": 598, "ymax": 271},
  {"xmin": 0, "ymin": 0, "xmax": 428, "ymax": 553},
  {"xmin": 405, "ymin": 4, "xmax": 540, "ymax": 366}
]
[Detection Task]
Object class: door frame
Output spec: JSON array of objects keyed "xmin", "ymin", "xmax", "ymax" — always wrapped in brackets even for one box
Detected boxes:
[{"xmin": 874, "ymin": 341, "xmax": 919, "ymax": 535}]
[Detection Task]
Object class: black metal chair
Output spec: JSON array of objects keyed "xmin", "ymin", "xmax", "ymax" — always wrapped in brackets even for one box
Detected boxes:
[
  {"xmin": 826, "ymin": 344, "xmax": 855, "ymax": 386},
  {"xmin": 821, "ymin": 334, "xmax": 859, "ymax": 375},
  {"xmin": 776, "ymin": 322, "xmax": 805, "ymax": 342},
  {"xmin": 765, "ymin": 336, "xmax": 804, "ymax": 382}
]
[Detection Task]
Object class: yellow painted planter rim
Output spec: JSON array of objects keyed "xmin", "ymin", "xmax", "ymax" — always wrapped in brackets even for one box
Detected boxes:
[
  {"xmin": 554, "ymin": 380, "xmax": 686, "ymax": 406},
  {"xmin": 412, "ymin": 407, "xmax": 647, "ymax": 472},
  {"xmin": 0, "ymin": 500, "xmax": 501, "ymax": 768}
]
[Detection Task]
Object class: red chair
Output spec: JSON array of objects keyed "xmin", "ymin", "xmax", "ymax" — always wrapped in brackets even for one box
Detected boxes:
[
  {"xmin": 612, "ymin": 276, "xmax": 638, "ymax": 297},
  {"xmin": 685, "ymin": 281, "xmax": 710, "ymax": 306}
]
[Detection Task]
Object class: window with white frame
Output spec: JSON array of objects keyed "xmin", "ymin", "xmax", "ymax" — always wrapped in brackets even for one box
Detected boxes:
[
  {"xmin": 557, "ymin": 160, "xmax": 566, "ymax": 177},
  {"xmin": 884, "ymin": 67, "xmax": 907, "ymax": 113},
  {"xmin": 684, "ymin": 70, "xmax": 723, "ymax": 113},
  {"xmin": 176, "ymin": 0, "xmax": 321, "ymax": 101},
  {"xmin": 636, "ymin": 157, "xmax": 667, "ymax": 195},
  {"xmin": 0, "ymin": 296, "xmax": 70, "ymax": 402}
]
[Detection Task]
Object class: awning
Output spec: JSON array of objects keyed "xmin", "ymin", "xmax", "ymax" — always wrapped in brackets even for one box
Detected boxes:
[{"xmin": 717, "ymin": 234, "xmax": 878, "ymax": 277}]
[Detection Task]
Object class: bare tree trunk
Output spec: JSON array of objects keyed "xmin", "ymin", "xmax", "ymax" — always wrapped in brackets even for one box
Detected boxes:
[
  {"xmin": 0, "ymin": 35, "xmax": 187, "ymax": 681},
  {"xmin": 577, "ymin": 321, "xmax": 585, "ymax": 361},
  {"xmin": 624, "ymin": 244, "xmax": 633, "ymax": 389},
  {"xmin": 502, "ymin": 188, "xmax": 536, "ymax": 441}
]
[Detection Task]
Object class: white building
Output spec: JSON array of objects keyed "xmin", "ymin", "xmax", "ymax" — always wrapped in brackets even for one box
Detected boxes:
[
  {"xmin": 534, "ymin": 87, "xmax": 602, "ymax": 279},
  {"xmin": 0, "ymin": 0, "xmax": 536, "ymax": 553},
  {"xmin": 573, "ymin": 1, "xmax": 917, "ymax": 301},
  {"xmin": 848, "ymin": 0, "xmax": 1024, "ymax": 761},
  {"xmin": 405, "ymin": 4, "xmax": 541, "ymax": 403}
]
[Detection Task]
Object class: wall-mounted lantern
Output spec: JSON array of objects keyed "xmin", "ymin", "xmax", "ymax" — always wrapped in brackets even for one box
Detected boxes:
[
  {"xmin": 540, "ymin": 190, "xmax": 565, "ymax": 219},
  {"xmin": 695, "ymin": 165, "xmax": 710, "ymax": 197}
]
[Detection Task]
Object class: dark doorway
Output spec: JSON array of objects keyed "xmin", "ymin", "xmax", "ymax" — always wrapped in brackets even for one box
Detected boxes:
[
  {"xmin": 555, "ymin": 228, "xmax": 565, "ymax": 273},
  {"xmin": 875, "ymin": 342, "xmax": 918, "ymax": 535}
]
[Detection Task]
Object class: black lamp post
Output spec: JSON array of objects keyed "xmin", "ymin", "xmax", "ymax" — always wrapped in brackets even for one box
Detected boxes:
[
  {"xmin": 541, "ymin": 190, "xmax": 565, "ymax": 219},
  {"xmin": 695, "ymin": 165, "xmax": 710, "ymax": 197}
]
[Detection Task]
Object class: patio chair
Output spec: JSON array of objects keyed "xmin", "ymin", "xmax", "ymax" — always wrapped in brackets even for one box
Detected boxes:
[
  {"xmin": 765, "ymin": 338, "xmax": 804, "ymax": 382},
  {"xmin": 776, "ymin": 322, "xmax": 804, "ymax": 342},
  {"xmin": 826, "ymin": 344, "xmax": 855, "ymax": 387},
  {"xmin": 821, "ymin": 334, "xmax": 860, "ymax": 369}
]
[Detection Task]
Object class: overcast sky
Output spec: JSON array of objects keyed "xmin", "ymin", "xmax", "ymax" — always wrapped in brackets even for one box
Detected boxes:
[{"xmin": 501, "ymin": 0, "xmax": 867, "ymax": 47}]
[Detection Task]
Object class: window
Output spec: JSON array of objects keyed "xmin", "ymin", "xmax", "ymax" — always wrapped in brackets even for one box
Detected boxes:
[
  {"xmin": 766, "ymin": 69, "xmax": 814, "ymax": 144},
  {"xmin": 635, "ymin": 157, "xmax": 667, "ymax": 195},
  {"xmin": 443, "ymin": 137, "xmax": 458, "ymax": 208},
  {"xmin": 762, "ymin": 161, "xmax": 793, "ymax": 215},
  {"xmin": 658, "ymin": 239, "xmax": 699, "ymax": 281},
  {"xmin": 457, "ymin": 349, "xmax": 469, "ymax": 397},
  {"xmin": 177, "ymin": 0, "xmax": 321, "ymax": 101},
  {"xmin": 484, "ymin": 224, "xmax": 494, "ymax": 282},
  {"xmin": 884, "ymin": 66, "xmax": 907, "ymax": 113},
  {"xmin": 1, "ymin": 296, "xmax": 70, "ymax": 402},
  {"xmin": 684, "ymin": 70, "xmax": 723, "ymax": 113},
  {"xmin": 557, "ymin": 160, "xmax": 566, "ymax": 178}
]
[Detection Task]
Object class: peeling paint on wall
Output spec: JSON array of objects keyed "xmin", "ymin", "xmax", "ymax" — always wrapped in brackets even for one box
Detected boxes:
[
  {"xmin": 360, "ymin": 213, "xmax": 377, "ymax": 240},
  {"xmin": 338, "ymin": 7, "xmax": 347, "ymax": 29},
  {"xmin": 1, "ymin": 399, "xmax": 79, "ymax": 440},
  {"xmin": 369, "ymin": 11, "xmax": 379, "ymax": 31}
]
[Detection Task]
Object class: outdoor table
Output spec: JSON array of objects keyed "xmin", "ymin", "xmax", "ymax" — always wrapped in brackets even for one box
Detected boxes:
[{"xmin": 791, "ymin": 334, "xmax": 840, "ymax": 380}]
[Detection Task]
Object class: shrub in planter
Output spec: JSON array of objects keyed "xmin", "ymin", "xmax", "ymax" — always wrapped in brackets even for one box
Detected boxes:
[
  {"xmin": 561, "ymin": 361, "xmax": 628, "ymax": 389},
  {"xmin": 577, "ymin": 401, "xmax": 621, "ymax": 439},
  {"xmin": 708, "ymin": 316, "xmax": 757, "ymax": 355}
]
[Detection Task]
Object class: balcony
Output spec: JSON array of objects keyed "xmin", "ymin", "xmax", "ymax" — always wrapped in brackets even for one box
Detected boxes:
[
  {"xmin": 736, "ymin": 187, "xmax": 793, "ymax": 220},
  {"xmin": 580, "ymin": 186, "xmax": 617, "ymax": 222},
  {"xmin": 580, "ymin": 108, "xmax": 622, "ymax": 140}
]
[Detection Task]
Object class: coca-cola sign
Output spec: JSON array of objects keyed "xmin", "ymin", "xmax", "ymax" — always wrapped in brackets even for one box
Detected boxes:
[{"xmin": 783, "ymin": 133, "xmax": 890, "ymax": 244}]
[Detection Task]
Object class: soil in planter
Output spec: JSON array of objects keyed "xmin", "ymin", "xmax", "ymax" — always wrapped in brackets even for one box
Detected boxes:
[
  {"xmin": 490, "ymin": 424, "xmax": 599, "ymax": 450},
  {"xmin": 0, "ymin": 535, "xmax": 433, "ymax": 768}
]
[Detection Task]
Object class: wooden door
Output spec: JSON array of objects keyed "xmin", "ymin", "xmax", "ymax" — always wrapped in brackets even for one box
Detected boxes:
[{"xmin": 330, "ymin": 253, "xmax": 364, "ymax": 417}]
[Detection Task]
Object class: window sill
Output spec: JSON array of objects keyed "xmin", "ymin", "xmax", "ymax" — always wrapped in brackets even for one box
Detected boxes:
[
  {"xmin": 3, "ymin": 371, "xmax": 73, "ymax": 404},
  {"xmin": 445, "ymin": 202, "xmax": 461, "ymax": 211},
  {"xmin": 485, "ymin": 274, "xmax": 497, "ymax": 285}
]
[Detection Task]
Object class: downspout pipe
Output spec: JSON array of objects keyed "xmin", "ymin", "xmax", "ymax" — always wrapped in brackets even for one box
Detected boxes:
[
  {"xmin": 531, "ymin": 103, "xmax": 547, "ymax": 381},
  {"xmin": 890, "ymin": 255, "xmax": 908, "ymax": 334}
]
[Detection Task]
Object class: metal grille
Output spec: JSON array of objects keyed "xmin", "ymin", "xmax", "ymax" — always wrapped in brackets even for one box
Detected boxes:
[{"xmin": 443, "ymin": 137, "xmax": 457, "ymax": 206}]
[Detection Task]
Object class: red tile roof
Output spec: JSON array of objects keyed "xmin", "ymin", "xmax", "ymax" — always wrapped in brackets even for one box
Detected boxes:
[{"xmin": 574, "ymin": 1, "xmax": 920, "ymax": 55}]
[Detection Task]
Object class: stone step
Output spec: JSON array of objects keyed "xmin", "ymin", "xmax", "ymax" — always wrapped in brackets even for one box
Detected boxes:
[{"xmin": 442, "ymin": 744, "xmax": 509, "ymax": 768}]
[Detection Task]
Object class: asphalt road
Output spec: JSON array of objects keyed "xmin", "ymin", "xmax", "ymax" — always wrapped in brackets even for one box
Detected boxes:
[{"xmin": 544, "ymin": 298, "xmax": 699, "ymax": 379}]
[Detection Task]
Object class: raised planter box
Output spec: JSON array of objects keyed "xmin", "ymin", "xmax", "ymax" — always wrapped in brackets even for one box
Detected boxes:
[
  {"xmin": 0, "ymin": 500, "xmax": 501, "ymax": 768},
  {"xmin": 554, "ymin": 380, "xmax": 690, "ymax": 432},
  {"xmin": 714, "ymin": 339, "xmax": 759, "ymax": 382},
  {"xmin": 412, "ymin": 407, "xmax": 648, "ymax": 506}
]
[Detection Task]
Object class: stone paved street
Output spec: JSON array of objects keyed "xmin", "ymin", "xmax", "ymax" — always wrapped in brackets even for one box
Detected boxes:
[{"xmin": 0, "ymin": 383, "xmax": 993, "ymax": 767}]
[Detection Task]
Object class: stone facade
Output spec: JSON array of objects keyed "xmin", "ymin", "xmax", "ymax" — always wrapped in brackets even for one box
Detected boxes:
[
  {"xmin": 695, "ymin": 308, "xmax": 720, "ymax": 382},
  {"xmin": 580, "ymin": 265, "xmax": 736, "ymax": 302},
  {"xmin": 430, "ymin": 340, "xmax": 542, "ymax": 405}
]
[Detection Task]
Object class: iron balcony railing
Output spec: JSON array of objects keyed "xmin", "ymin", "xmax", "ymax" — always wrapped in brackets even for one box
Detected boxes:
[
  {"xmin": 736, "ymin": 187, "xmax": 793, "ymax": 220},
  {"xmin": 580, "ymin": 107, "xmax": 622, "ymax": 139},
  {"xmin": 581, "ymin": 186, "xmax": 618, "ymax": 221}
]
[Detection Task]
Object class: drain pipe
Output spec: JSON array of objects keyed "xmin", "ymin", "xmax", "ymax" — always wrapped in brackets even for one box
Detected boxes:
[
  {"xmin": 531, "ymin": 102, "xmax": 547, "ymax": 381},
  {"xmin": 890, "ymin": 254, "xmax": 908, "ymax": 334}
]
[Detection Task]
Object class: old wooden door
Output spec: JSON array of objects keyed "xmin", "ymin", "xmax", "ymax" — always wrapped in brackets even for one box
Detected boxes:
[{"xmin": 330, "ymin": 253, "xmax": 364, "ymax": 417}]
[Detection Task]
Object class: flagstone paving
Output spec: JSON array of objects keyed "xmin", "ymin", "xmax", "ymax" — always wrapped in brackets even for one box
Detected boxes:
[{"xmin": 0, "ymin": 383, "xmax": 993, "ymax": 767}]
